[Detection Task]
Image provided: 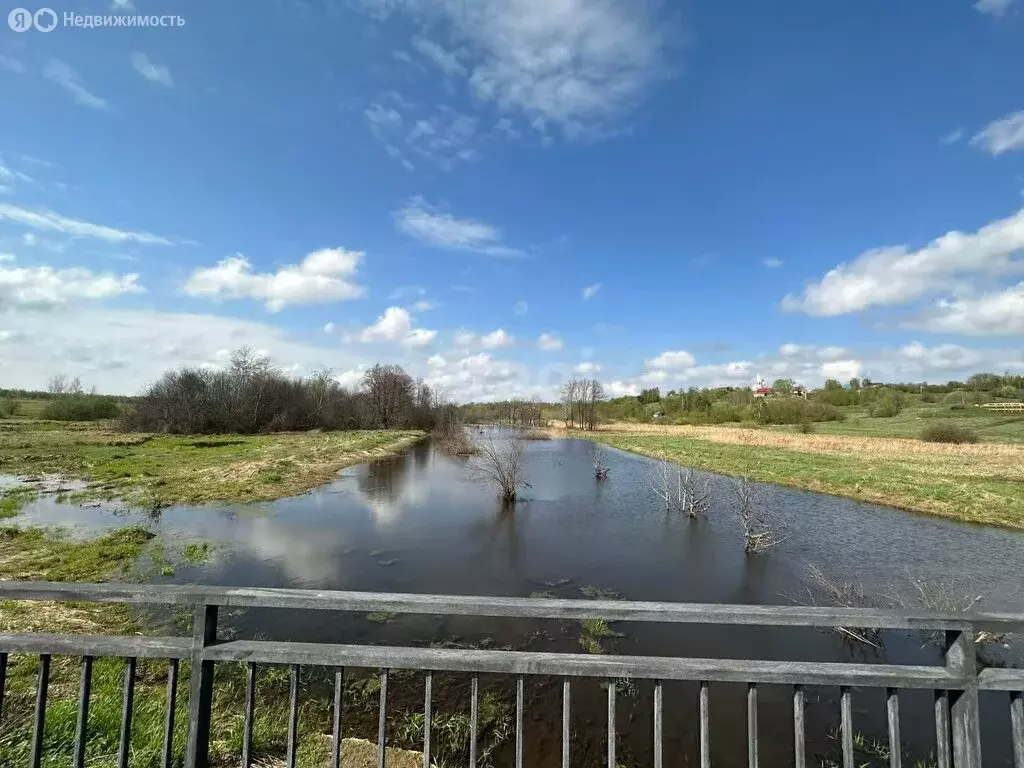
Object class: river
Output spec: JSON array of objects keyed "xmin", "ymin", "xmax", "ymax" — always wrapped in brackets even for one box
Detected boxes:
[{"xmin": 9, "ymin": 430, "xmax": 1024, "ymax": 766}]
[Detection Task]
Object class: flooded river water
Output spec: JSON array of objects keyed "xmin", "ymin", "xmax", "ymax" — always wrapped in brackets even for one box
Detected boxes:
[{"xmin": 9, "ymin": 431, "xmax": 1024, "ymax": 766}]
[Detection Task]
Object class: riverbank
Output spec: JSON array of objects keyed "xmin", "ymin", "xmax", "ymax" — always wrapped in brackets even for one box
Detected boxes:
[
  {"xmin": 0, "ymin": 420, "xmax": 425, "ymax": 508},
  {"xmin": 578, "ymin": 422, "xmax": 1024, "ymax": 529}
]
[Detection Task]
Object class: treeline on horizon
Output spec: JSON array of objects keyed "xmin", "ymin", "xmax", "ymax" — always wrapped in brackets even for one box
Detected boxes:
[{"xmin": 460, "ymin": 372, "xmax": 1024, "ymax": 427}]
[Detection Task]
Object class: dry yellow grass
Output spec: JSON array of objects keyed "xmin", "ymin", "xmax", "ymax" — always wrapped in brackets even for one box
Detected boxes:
[{"xmin": 561, "ymin": 422, "xmax": 1024, "ymax": 528}]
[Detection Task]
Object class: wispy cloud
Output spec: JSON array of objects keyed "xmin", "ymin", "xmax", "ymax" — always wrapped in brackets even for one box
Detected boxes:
[
  {"xmin": 0, "ymin": 203, "xmax": 174, "ymax": 244},
  {"xmin": 762, "ymin": 258, "xmax": 783, "ymax": 268},
  {"xmin": 131, "ymin": 52, "xmax": 174, "ymax": 87},
  {"xmin": 971, "ymin": 110, "xmax": 1024, "ymax": 156},
  {"xmin": 513, "ymin": 299, "xmax": 528, "ymax": 315},
  {"xmin": 582, "ymin": 283, "xmax": 601, "ymax": 299},
  {"xmin": 939, "ymin": 128, "xmax": 964, "ymax": 146},
  {"xmin": 537, "ymin": 332, "xmax": 563, "ymax": 351},
  {"xmin": 395, "ymin": 197, "xmax": 525, "ymax": 257},
  {"xmin": 974, "ymin": 0, "xmax": 1014, "ymax": 17},
  {"xmin": 44, "ymin": 59, "xmax": 108, "ymax": 110},
  {"xmin": 411, "ymin": 36, "xmax": 466, "ymax": 76},
  {"xmin": 0, "ymin": 55, "xmax": 26, "ymax": 74}
]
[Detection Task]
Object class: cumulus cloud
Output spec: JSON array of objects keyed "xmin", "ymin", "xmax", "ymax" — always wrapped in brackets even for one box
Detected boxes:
[
  {"xmin": 454, "ymin": 327, "xmax": 515, "ymax": 349},
  {"xmin": 395, "ymin": 197, "xmax": 523, "ymax": 256},
  {"xmin": 898, "ymin": 341, "xmax": 983, "ymax": 371},
  {"xmin": 582, "ymin": 283, "xmax": 601, "ymax": 299},
  {"xmin": 537, "ymin": 332, "xmax": 563, "ymax": 351},
  {"xmin": 0, "ymin": 203, "xmax": 174, "ymax": 245},
  {"xmin": 911, "ymin": 283, "xmax": 1024, "ymax": 335},
  {"xmin": 821, "ymin": 359, "xmax": 861, "ymax": 381},
  {"xmin": 131, "ymin": 52, "xmax": 174, "ymax": 87},
  {"xmin": 183, "ymin": 248, "xmax": 365, "ymax": 311},
  {"xmin": 782, "ymin": 208, "xmax": 1024, "ymax": 316},
  {"xmin": 646, "ymin": 350, "xmax": 696, "ymax": 370},
  {"xmin": 971, "ymin": 110, "xmax": 1024, "ymax": 156},
  {"xmin": 0, "ymin": 261, "xmax": 144, "ymax": 309},
  {"xmin": 44, "ymin": 59, "xmax": 108, "ymax": 110},
  {"xmin": 355, "ymin": 306, "xmax": 437, "ymax": 347},
  {"xmin": 575, "ymin": 361, "xmax": 602, "ymax": 375}
]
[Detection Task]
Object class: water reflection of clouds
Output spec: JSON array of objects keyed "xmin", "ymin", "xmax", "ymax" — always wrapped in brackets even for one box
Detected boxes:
[{"xmin": 217, "ymin": 515, "xmax": 347, "ymax": 584}]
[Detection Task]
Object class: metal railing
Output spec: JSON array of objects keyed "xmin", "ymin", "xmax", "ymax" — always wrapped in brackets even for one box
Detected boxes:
[{"xmin": 1, "ymin": 581, "xmax": 1022, "ymax": 768}]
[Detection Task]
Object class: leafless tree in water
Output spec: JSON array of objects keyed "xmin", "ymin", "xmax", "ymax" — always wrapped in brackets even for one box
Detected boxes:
[
  {"xmin": 649, "ymin": 459, "xmax": 711, "ymax": 518},
  {"xmin": 798, "ymin": 564, "xmax": 883, "ymax": 647},
  {"xmin": 592, "ymin": 444, "xmax": 610, "ymax": 478},
  {"xmin": 470, "ymin": 434, "xmax": 529, "ymax": 502},
  {"xmin": 734, "ymin": 475, "xmax": 781, "ymax": 552}
]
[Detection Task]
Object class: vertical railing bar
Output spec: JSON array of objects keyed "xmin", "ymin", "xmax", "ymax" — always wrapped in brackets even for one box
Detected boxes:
[
  {"xmin": 1010, "ymin": 691, "xmax": 1023, "ymax": 768},
  {"xmin": 30, "ymin": 653, "xmax": 51, "ymax": 768},
  {"xmin": 469, "ymin": 674, "xmax": 479, "ymax": 768},
  {"xmin": 423, "ymin": 671, "xmax": 432, "ymax": 768},
  {"xmin": 117, "ymin": 657, "xmax": 137, "ymax": 768},
  {"xmin": 747, "ymin": 682, "xmax": 758, "ymax": 768},
  {"xmin": 699, "ymin": 680, "xmax": 711, "ymax": 768},
  {"xmin": 332, "ymin": 668, "xmax": 344, "ymax": 768},
  {"xmin": 886, "ymin": 688, "xmax": 902, "ymax": 768},
  {"xmin": 287, "ymin": 663, "xmax": 300, "ymax": 768},
  {"xmin": 653, "ymin": 680, "xmax": 663, "ymax": 768},
  {"xmin": 73, "ymin": 656, "xmax": 93, "ymax": 768},
  {"xmin": 935, "ymin": 690, "xmax": 951, "ymax": 768},
  {"xmin": 793, "ymin": 684, "xmax": 805, "ymax": 768},
  {"xmin": 515, "ymin": 675, "xmax": 524, "ymax": 768},
  {"xmin": 162, "ymin": 659, "xmax": 179, "ymax": 768},
  {"xmin": 0, "ymin": 652, "xmax": 7, "ymax": 727},
  {"xmin": 562, "ymin": 677, "xmax": 571, "ymax": 768},
  {"xmin": 242, "ymin": 662, "xmax": 256, "ymax": 768},
  {"xmin": 946, "ymin": 629, "xmax": 982, "ymax": 768},
  {"xmin": 840, "ymin": 686, "xmax": 853, "ymax": 768},
  {"xmin": 377, "ymin": 668, "xmax": 389, "ymax": 768},
  {"xmin": 607, "ymin": 679, "xmax": 616, "ymax": 768},
  {"xmin": 185, "ymin": 603, "xmax": 218, "ymax": 768}
]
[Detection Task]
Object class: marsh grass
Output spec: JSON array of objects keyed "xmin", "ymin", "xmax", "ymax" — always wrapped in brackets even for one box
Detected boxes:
[{"xmin": 0, "ymin": 421, "xmax": 424, "ymax": 506}]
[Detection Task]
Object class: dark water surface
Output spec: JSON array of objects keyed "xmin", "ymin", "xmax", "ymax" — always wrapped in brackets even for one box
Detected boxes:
[{"xmin": 11, "ymin": 432, "xmax": 1024, "ymax": 766}]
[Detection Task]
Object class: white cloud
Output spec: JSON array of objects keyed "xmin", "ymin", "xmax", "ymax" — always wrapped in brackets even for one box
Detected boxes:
[
  {"xmin": 395, "ymin": 197, "xmax": 524, "ymax": 256},
  {"xmin": 455, "ymin": 328, "xmax": 515, "ymax": 349},
  {"xmin": 411, "ymin": 299, "xmax": 436, "ymax": 311},
  {"xmin": 0, "ymin": 203, "xmax": 174, "ymax": 245},
  {"xmin": 913, "ymin": 282, "xmax": 1024, "ymax": 335},
  {"xmin": 974, "ymin": 0, "xmax": 1013, "ymax": 16},
  {"xmin": 782, "ymin": 208, "xmax": 1024, "ymax": 316},
  {"xmin": 762, "ymin": 258, "xmax": 783, "ymax": 268},
  {"xmin": 940, "ymin": 128, "xmax": 964, "ymax": 146},
  {"xmin": 898, "ymin": 341, "xmax": 983, "ymax": 371},
  {"xmin": 513, "ymin": 299, "xmax": 528, "ymax": 315},
  {"xmin": 44, "ymin": 59, "xmax": 108, "ymax": 110},
  {"xmin": 537, "ymin": 332, "xmax": 563, "ymax": 351},
  {"xmin": 183, "ymin": 248, "xmax": 365, "ymax": 311},
  {"xmin": 131, "ymin": 52, "xmax": 174, "ymax": 87},
  {"xmin": 423, "ymin": 351, "xmax": 543, "ymax": 402},
  {"xmin": 0, "ymin": 262, "xmax": 143, "ymax": 309},
  {"xmin": 582, "ymin": 283, "xmax": 601, "ymax": 299},
  {"xmin": 411, "ymin": 36, "xmax": 466, "ymax": 76},
  {"xmin": 323, "ymin": 322, "xmax": 336, "ymax": 334},
  {"xmin": 575, "ymin": 361, "xmax": 602, "ymax": 375},
  {"xmin": 0, "ymin": 308, "xmax": 368, "ymax": 394},
  {"xmin": 0, "ymin": 253, "xmax": 14, "ymax": 262},
  {"xmin": 445, "ymin": 0, "xmax": 668, "ymax": 138},
  {"xmin": 971, "ymin": 110, "xmax": 1024, "ymax": 156},
  {"xmin": 646, "ymin": 350, "xmax": 696, "ymax": 370},
  {"xmin": 356, "ymin": 306, "xmax": 437, "ymax": 347},
  {"xmin": 605, "ymin": 379, "xmax": 639, "ymax": 397},
  {"xmin": 389, "ymin": 285, "xmax": 426, "ymax": 299},
  {"xmin": 821, "ymin": 359, "xmax": 861, "ymax": 381},
  {"xmin": 111, "ymin": 0, "xmax": 134, "ymax": 8},
  {"xmin": 0, "ymin": 55, "xmax": 26, "ymax": 74}
]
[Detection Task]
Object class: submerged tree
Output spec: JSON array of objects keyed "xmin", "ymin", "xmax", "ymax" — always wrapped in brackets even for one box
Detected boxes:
[
  {"xmin": 592, "ymin": 444, "xmax": 610, "ymax": 479},
  {"xmin": 649, "ymin": 459, "xmax": 711, "ymax": 518},
  {"xmin": 470, "ymin": 434, "xmax": 529, "ymax": 502},
  {"xmin": 734, "ymin": 475, "xmax": 782, "ymax": 553}
]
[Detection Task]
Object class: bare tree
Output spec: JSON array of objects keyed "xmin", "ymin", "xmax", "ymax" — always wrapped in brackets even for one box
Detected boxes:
[
  {"xmin": 363, "ymin": 364, "xmax": 414, "ymax": 429},
  {"xmin": 734, "ymin": 475, "xmax": 781, "ymax": 553},
  {"xmin": 649, "ymin": 459, "xmax": 711, "ymax": 518},
  {"xmin": 799, "ymin": 564, "xmax": 882, "ymax": 647},
  {"xmin": 592, "ymin": 444, "xmax": 609, "ymax": 479},
  {"xmin": 47, "ymin": 374, "xmax": 82, "ymax": 396},
  {"xmin": 470, "ymin": 434, "xmax": 528, "ymax": 502}
]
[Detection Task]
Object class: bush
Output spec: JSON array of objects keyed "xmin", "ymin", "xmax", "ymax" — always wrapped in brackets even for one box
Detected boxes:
[
  {"xmin": 752, "ymin": 398, "xmax": 845, "ymax": 425},
  {"xmin": 797, "ymin": 420, "xmax": 815, "ymax": 434},
  {"xmin": 0, "ymin": 398, "xmax": 20, "ymax": 418},
  {"xmin": 868, "ymin": 389, "xmax": 905, "ymax": 418},
  {"xmin": 919, "ymin": 392, "xmax": 936, "ymax": 403},
  {"xmin": 920, "ymin": 422, "xmax": 979, "ymax": 444},
  {"xmin": 41, "ymin": 395, "xmax": 120, "ymax": 421}
]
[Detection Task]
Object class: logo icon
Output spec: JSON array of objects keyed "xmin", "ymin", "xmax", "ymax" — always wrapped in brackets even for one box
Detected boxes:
[
  {"xmin": 33, "ymin": 7, "xmax": 56, "ymax": 31},
  {"xmin": 8, "ymin": 7, "xmax": 32, "ymax": 31}
]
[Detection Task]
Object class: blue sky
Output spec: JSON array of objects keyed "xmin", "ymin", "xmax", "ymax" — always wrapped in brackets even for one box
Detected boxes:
[{"xmin": 1, "ymin": 0, "xmax": 1023, "ymax": 399}]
